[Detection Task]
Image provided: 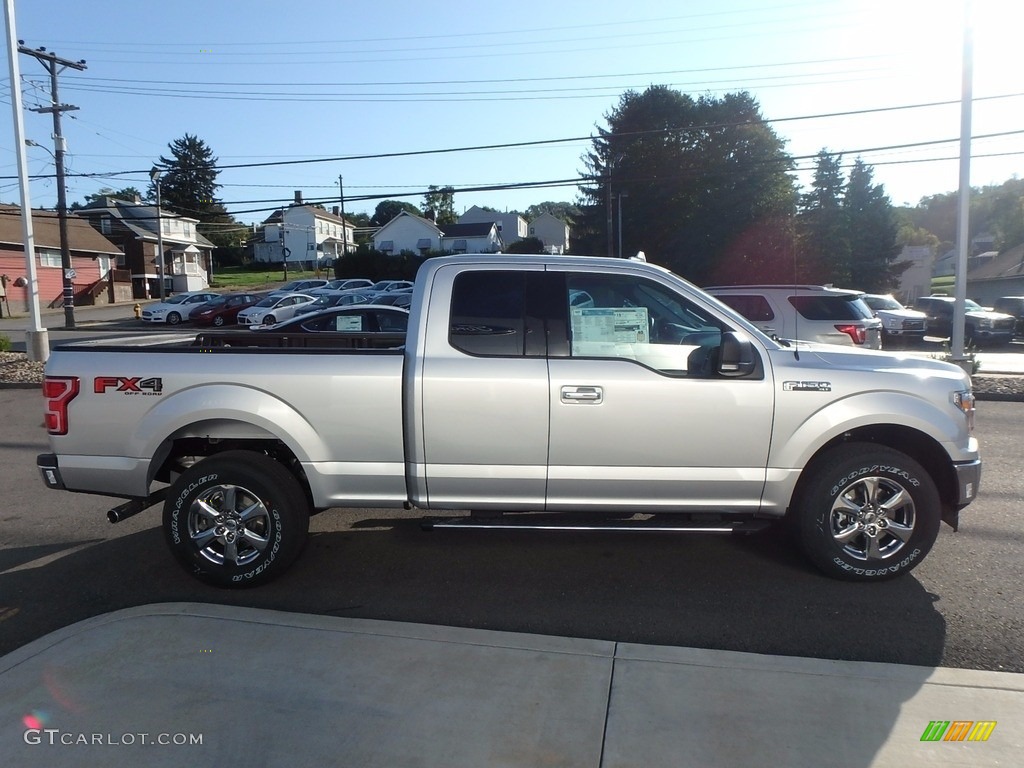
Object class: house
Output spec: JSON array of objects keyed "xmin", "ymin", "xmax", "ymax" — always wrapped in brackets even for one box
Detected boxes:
[
  {"xmin": 458, "ymin": 205, "xmax": 527, "ymax": 245},
  {"xmin": 254, "ymin": 192, "xmax": 355, "ymax": 266},
  {"xmin": 439, "ymin": 222, "xmax": 502, "ymax": 253},
  {"xmin": 0, "ymin": 203, "xmax": 124, "ymax": 314},
  {"xmin": 528, "ymin": 212, "xmax": 570, "ymax": 254},
  {"xmin": 372, "ymin": 212, "xmax": 503, "ymax": 255},
  {"xmin": 372, "ymin": 211, "xmax": 443, "ymax": 255},
  {"xmin": 76, "ymin": 196, "xmax": 214, "ymax": 299},
  {"xmin": 964, "ymin": 243, "xmax": 1024, "ymax": 305},
  {"xmin": 894, "ymin": 245, "xmax": 935, "ymax": 303}
]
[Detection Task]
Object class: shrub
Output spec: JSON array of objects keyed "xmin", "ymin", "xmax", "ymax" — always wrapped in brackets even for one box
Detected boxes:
[{"xmin": 0, "ymin": 334, "xmax": 11, "ymax": 352}]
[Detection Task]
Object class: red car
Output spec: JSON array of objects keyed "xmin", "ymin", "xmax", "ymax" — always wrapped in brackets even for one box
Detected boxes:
[{"xmin": 189, "ymin": 292, "xmax": 264, "ymax": 327}]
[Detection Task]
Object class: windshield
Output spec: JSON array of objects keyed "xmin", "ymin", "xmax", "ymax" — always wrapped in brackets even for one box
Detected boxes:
[
  {"xmin": 165, "ymin": 294, "xmax": 191, "ymax": 305},
  {"xmin": 864, "ymin": 295, "xmax": 902, "ymax": 311},
  {"xmin": 254, "ymin": 297, "xmax": 276, "ymax": 308}
]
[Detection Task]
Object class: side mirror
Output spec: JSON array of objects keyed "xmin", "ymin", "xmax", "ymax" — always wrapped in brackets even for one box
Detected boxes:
[{"xmin": 718, "ymin": 331, "xmax": 757, "ymax": 377}]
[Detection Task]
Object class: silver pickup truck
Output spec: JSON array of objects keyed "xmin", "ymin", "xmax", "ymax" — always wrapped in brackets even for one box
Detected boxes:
[{"xmin": 37, "ymin": 255, "xmax": 980, "ymax": 586}]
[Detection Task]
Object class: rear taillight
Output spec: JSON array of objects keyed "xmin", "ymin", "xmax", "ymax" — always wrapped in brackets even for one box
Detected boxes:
[
  {"xmin": 835, "ymin": 324, "xmax": 867, "ymax": 345},
  {"xmin": 43, "ymin": 376, "xmax": 79, "ymax": 435}
]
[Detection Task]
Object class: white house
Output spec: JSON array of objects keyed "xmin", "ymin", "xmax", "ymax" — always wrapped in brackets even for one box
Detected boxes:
[
  {"xmin": 439, "ymin": 222, "xmax": 502, "ymax": 253},
  {"xmin": 458, "ymin": 205, "xmax": 527, "ymax": 245},
  {"xmin": 529, "ymin": 212, "xmax": 570, "ymax": 254},
  {"xmin": 255, "ymin": 193, "xmax": 355, "ymax": 265},
  {"xmin": 894, "ymin": 245, "xmax": 935, "ymax": 303},
  {"xmin": 372, "ymin": 212, "xmax": 444, "ymax": 255}
]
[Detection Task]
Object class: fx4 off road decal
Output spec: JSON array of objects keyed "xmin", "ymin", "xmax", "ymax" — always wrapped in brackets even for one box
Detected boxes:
[
  {"xmin": 94, "ymin": 376, "xmax": 164, "ymax": 396},
  {"xmin": 783, "ymin": 380, "xmax": 832, "ymax": 392}
]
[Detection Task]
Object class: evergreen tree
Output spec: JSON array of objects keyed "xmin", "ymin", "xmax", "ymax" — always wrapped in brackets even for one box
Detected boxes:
[
  {"xmin": 844, "ymin": 159, "xmax": 899, "ymax": 291},
  {"xmin": 148, "ymin": 134, "xmax": 224, "ymax": 221},
  {"xmin": 796, "ymin": 151, "xmax": 850, "ymax": 284},
  {"xmin": 422, "ymin": 185, "xmax": 457, "ymax": 225}
]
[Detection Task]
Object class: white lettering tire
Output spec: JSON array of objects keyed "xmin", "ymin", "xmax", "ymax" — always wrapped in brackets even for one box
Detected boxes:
[
  {"xmin": 163, "ymin": 450, "xmax": 310, "ymax": 587},
  {"xmin": 795, "ymin": 443, "xmax": 940, "ymax": 581}
]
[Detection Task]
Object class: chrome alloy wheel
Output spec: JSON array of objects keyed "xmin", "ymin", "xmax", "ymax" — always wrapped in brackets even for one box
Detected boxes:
[
  {"xmin": 829, "ymin": 475, "xmax": 916, "ymax": 562},
  {"xmin": 187, "ymin": 484, "xmax": 272, "ymax": 566}
]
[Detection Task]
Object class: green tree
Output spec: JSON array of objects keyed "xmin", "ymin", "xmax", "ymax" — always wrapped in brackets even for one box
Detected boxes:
[
  {"xmin": 796, "ymin": 150, "xmax": 849, "ymax": 284},
  {"xmin": 844, "ymin": 159, "xmax": 900, "ymax": 291},
  {"xmin": 148, "ymin": 134, "xmax": 224, "ymax": 221},
  {"xmin": 422, "ymin": 185, "xmax": 457, "ymax": 225},
  {"xmin": 576, "ymin": 86, "xmax": 796, "ymax": 283},
  {"xmin": 524, "ymin": 201, "xmax": 579, "ymax": 224},
  {"xmin": 370, "ymin": 199, "xmax": 422, "ymax": 228},
  {"xmin": 504, "ymin": 236, "xmax": 545, "ymax": 254}
]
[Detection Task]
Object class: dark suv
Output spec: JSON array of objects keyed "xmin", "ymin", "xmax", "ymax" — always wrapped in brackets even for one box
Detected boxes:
[
  {"xmin": 913, "ymin": 295, "xmax": 1016, "ymax": 347},
  {"xmin": 992, "ymin": 296, "xmax": 1024, "ymax": 337}
]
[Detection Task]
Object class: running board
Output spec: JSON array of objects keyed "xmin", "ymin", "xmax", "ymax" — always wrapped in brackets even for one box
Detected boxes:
[{"xmin": 421, "ymin": 516, "xmax": 772, "ymax": 534}]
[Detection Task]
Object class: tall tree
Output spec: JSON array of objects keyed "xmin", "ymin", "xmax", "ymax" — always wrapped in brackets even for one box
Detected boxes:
[
  {"xmin": 70, "ymin": 186, "xmax": 146, "ymax": 210},
  {"xmin": 422, "ymin": 185, "xmax": 457, "ymax": 225},
  {"xmin": 524, "ymin": 201, "xmax": 579, "ymax": 224},
  {"xmin": 844, "ymin": 159, "xmax": 899, "ymax": 291},
  {"xmin": 796, "ymin": 150, "xmax": 849, "ymax": 284},
  {"xmin": 370, "ymin": 199, "xmax": 422, "ymax": 228},
  {"xmin": 576, "ymin": 86, "xmax": 796, "ymax": 283},
  {"xmin": 149, "ymin": 134, "xmax": 223, "ymax": 219}
]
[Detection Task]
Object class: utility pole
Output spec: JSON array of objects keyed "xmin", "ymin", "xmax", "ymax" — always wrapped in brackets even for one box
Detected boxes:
[
  {"xmin": 338, "ymin": 174, "xmax": 348, "ymax": 260},
  {"xmin": 19, "ymin": 42, "xmax": 86, "ymax": 330}
]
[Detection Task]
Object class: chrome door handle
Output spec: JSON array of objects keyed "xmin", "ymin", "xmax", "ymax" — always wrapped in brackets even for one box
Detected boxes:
[{"xmin": 561, "ymin": 386, "xmax": 603, "ymax": 404}]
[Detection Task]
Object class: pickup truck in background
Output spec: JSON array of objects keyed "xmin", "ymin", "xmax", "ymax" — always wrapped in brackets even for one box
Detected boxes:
[{"xmin": 37, "ymin": 255, "xmax": 980, "ymax": 587}]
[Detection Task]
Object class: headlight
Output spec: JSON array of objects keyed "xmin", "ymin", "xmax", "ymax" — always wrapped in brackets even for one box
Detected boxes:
[
  {"xmin": 977, "ymin": 318, "xmax": 993, "ymax": 328},
  {"xmin": 953, "ymin": 390, "xmax": 976, "ymax": 432}
]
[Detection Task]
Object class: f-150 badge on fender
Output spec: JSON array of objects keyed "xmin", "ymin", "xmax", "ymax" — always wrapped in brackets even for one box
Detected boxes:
[{"xmin": 783, "ymin": 381, "xmax": 832, "ymax": 392}]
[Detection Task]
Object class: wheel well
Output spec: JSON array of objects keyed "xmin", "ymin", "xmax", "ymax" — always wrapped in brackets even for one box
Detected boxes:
[
  {"xmin": 789, "ymin": 424, "xmax": 958, "ymax": 516},
  {"xmin": 153, "ymin": 436, "xmax": 314, "ymax": 509}
]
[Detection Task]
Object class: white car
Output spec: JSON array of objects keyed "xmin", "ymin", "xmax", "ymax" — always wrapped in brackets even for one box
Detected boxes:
[
  {"xmin": 705, "ymin": 284, "xmax": 883, "ymax": 349},
  {"xmin": 237, "ymin": 293, "xmax": 317, "ymax": 327},
  {"xmin": 141, "ymin": 291, "xmax": 220, "ymax": 325}
]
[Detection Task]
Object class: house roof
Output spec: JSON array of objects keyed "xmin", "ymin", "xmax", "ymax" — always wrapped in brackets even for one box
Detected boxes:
[
  {"xmin": 374, "ymin": 211, "xmax": 442, "ymax": 237},
  {"xmin": 77, "ymin": 196, "xmax": 214, "ymax": 248},
  {"xmin": 0, "ymin": 204, "xmax": 122, "ymax": 256},
  {"xmin": 440, "ymin": 222, "xmax": 496, "ymax": 238},
  {"xmin": 261, "ymin": 205, "xmax": 351, "ymax": 227},
  {"xmin": 967, "ymin": 244, "xmax": 1024, "ymax": 282}
]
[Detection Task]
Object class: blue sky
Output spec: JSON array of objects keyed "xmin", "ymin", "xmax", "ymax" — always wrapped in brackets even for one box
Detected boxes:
[{"xmin": 2, "ymin": 0, "xmax": 1021, "ymax": 229}]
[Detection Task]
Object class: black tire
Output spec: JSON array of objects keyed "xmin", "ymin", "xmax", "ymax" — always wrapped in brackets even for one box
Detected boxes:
[
  {"xmin": 794, "ymin": 443, "xmax": 940, "ymax": 581},
  {"xmin": 163, "ymin": 450, "xmax": 310, "ymax": 587},
  {"xmin": 213, "ymin": 315, "xmax": 225, "ymax": 327},
  {"xmin": 264, "ymin": 314, "xmax": 276, "ymax": 326},
  {"xmin": 166, "ymin": 311, "xmax": 182, "ymax": 325}
]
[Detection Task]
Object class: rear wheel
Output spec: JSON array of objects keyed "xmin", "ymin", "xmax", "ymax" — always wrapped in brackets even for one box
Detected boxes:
[
  {"xmin": 163, "ymin": 450, "xmax": 310, "ymax": 587},
  {"xmin": 794, "ymin": 443, "xmax": 940, "ymax": 581}
]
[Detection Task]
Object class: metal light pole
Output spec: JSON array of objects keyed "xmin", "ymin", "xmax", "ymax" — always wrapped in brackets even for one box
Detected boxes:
[
  {"xmin": 617, "ymin": 192, "xmax": 628, "ymax": 259},
  {"xmin": 150, "ymin": 167, "xmax": 166, "ymax": 300}
]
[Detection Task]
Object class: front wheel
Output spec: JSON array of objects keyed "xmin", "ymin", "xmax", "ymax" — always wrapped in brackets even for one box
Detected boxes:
[
  {"xmin": 213, "ymin": 315, "xmax": 225, "ymax": 327},
  {"xmin": 166, "ymin": 311, "xmax": 182, "ymax": 325},
  {"xmin": 264, "ymin": 314, "xmax": 276, "ymax": 326},
  {"xmin": 163, "ymin": 450, "xmax": 310, "ymax": 587},
  {"xmin": 794, "ymin": 443, "xmax": 940, "ymax": 581}
]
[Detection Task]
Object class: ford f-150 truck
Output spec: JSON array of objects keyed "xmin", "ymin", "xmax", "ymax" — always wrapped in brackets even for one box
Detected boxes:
[{"xmin": 37, "ymin": 255, "xmax": 980, "ymax": 586}]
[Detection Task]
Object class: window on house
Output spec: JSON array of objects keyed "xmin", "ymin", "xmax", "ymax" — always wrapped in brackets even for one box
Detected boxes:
[
  {"xmin": 38, "ymin": 248, "xmax": 62, "ymax": 268},
  {"xmin": 100, "ymin": 217, "xmax": 111, "ymax": 234}
]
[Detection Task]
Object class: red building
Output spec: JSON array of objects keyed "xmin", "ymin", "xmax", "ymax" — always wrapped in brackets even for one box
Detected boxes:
[{"xmin": 0, "ymin": 204, "xmax": 126, "ymax": 316}]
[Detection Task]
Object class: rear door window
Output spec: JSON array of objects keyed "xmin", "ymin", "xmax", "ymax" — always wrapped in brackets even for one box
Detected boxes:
[{"xmin": 788, "ymin": 295, "xmax": 872, "ymax": 321}]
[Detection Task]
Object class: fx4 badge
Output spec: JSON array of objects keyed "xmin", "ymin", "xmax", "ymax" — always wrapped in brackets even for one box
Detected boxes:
[
  {"xmin": 783, "ymin": 380, "xmax": 832, "ymax": 392},
  {"xmin": 94, "ymin": 376, "xmax": 164, "ymax": 396}
]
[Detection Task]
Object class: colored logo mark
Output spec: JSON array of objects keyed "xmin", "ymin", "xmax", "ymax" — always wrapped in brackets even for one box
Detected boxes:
[{"xmin": 920, "ymin": 721, "xmax": 997, "ymax": 742}]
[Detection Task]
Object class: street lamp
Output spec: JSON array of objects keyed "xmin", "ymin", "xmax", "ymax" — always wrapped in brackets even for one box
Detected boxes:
[{"xmin": 149, "ymin": 167, "xmax": 166, "ymax": 300}]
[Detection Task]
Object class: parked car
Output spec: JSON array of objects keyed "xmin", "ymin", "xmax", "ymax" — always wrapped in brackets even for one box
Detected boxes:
[
  {"xmin": 913, "ymin": 295, "xmax": 1016, "ymax": 347},
  {"xmin": 253, "ymin": 304, "xmax": 410, "ymax": 335},
  {"xmin": 141, "ymin": 291, "xmax": 220, "ymax": 325},
  {"xmin": 992, "ymin": 296, "xmax": 1024, "ymax": 336},
  {"xmin": 292, "ymin": 290, "xmax": 375, "ymax": 317},
  {"xmin": 704, "ymin": 284, "xmax": 882, "ymax": 349},
  {"xmin": 189, "ymin": 292, "xmax": 265, "ymax": 327},
  {"xmin": 369, "ymin": 279, "xmax": 414, "ymax": 294},
  {"xmin": 861, "ymin": 294, "xmax": 928, "ymax": 347},
  {"xmin": 371, "ymin": 289, "xmax": 414, "ymax": 308},
  {"xmin": 237, "ymin": 293, "xmax": 317, "ymax": 327},
  {"xmin": 313, "ymin": 278, "xmax": 375, "ymax": 294},
  {"xmin": 266, "ymin": 279, "xmax": 330, "ymax": 299}
]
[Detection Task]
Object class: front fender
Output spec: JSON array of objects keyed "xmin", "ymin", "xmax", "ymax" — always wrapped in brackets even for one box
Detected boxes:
[{"xmin": 770, "ymin": 389, "xmax": 972, "ymax": 472}]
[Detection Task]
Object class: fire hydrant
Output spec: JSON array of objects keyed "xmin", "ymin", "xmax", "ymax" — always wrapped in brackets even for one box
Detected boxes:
[{"xmin": 133, "ymin": 303, "xmax": 142, "ymax": 319}]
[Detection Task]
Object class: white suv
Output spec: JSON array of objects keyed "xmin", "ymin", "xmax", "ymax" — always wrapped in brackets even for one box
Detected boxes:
[{"xmin": 705, "ymin": 284, "xmax": 883, "ymax": 349}]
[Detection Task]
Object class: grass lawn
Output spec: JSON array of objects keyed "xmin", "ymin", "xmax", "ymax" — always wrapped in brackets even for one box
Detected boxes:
[{"xmin": 210, "ymin": 264, "xmax": 328, "ymax": 290}]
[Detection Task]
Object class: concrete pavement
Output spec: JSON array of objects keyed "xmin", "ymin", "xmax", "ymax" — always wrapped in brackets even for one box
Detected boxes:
[{"xmin": 1, "ymin": 602, "xmax": 1021, "ymax": 767}]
